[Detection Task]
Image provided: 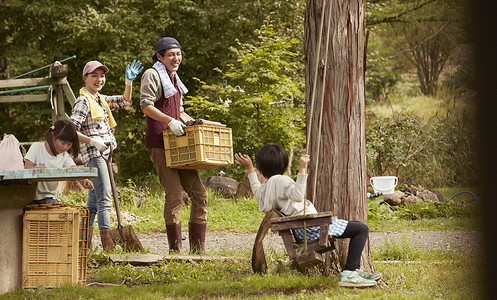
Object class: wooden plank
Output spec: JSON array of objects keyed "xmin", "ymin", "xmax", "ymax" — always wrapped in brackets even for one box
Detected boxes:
[
  {"xmin": 107, "ymin": 253, "xmax": 238, "ymax": 266},
  {"xmin": 251, "ymin": 210, "xmax": 275, "ymax": 274},
  {"xmin": 271, "ymin": 216, "xmax": 332, "ymax": 231},
  {"xmin": 0, "ymin": 77, "xmax": 52, "ymax": 89},
  {"xmin": 107, "ymin": 254, "xmax": 164, "ymax": 266},
  {"xmin": 319, "ymin": 224, "xmax": 328, "ymax": 247},
  {"xmin": 0, "ymin": 94, "xmax": 47, "ymax": 103},
  {"xmin": 271, "ymin": 212, "xmax": 333, "ymax": 223},
  {"xmin": 61, "ymin": 82, "xmax": 76, "ymax": 106},
  {"xmin": 296, "ymin": 251, "xmax": 324, "ymax": 267},
  {"xmin": 0, "ymin": 167, "xmax": 98, "ymax": 182},
  {"xmin": 279, "ymin": 231, "xmax": 297, "ymax": 259}
]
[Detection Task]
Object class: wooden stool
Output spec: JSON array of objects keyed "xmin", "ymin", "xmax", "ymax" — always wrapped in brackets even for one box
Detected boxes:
[{"xmin": 270, "ymin": 211, "xmax": 335, "ymax": 267}]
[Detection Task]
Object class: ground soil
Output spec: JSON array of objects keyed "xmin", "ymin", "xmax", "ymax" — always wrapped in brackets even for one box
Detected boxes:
[{"xmin": 93, "ymin": 230, "xmax": 481, "ymax": 255}]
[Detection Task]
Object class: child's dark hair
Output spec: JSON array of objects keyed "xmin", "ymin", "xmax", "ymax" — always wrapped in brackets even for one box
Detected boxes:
[
  {"xmin": 45, "ymin": 119, "xmax": 80, "ymax": 159},
  {"xmin": 256, "ymin": 143, "xmax": 289, "ymax": 178}
]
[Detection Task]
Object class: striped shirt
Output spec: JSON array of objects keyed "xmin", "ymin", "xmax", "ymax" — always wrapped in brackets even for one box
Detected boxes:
[{"xmin": 70, "ymin": 89, "xmax": 131, "ymax": 165}]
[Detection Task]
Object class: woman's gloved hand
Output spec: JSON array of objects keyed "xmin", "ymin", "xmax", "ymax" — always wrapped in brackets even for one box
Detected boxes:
[
  {"xmin": 168, "ymin": 119, "xmax": 186, "ymax": 136},
  {"xmin": 125, "ymin": 60, "xmax": 144, "ymax": 85},
  {"xmin": 89, "ymin": 138, "xmax": 109, "ymax": 151}
]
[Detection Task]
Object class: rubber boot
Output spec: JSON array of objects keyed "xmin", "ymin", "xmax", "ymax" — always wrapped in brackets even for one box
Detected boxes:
[
  {"xmin": 188, "ymin": 222, "xmax": 206, "ymax": 254},
  {"xmin": 166, "ymin": 223, "xmax": 182, "ymax": 254},
  {"xmin": 100, "ymin": 228, "xmax": 116, "ymax": 251}
]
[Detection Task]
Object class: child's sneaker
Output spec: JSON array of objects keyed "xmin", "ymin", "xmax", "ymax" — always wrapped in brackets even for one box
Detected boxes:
[
  {"xmin": 338, "ymin": 271, "xmax": 377, "ymax": 288},
  {"xmin": 355, "ymin": 268, "xmax": 382, "ymax": 281}
]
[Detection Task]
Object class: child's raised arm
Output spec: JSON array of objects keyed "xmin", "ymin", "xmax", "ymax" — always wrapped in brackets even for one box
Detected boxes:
[
  {"xmin": 299, "ymin": 154, "xmax": 310, "ymax": 175},
  {"xmin": 234, "ymin": 153, "xmax": 254, "ymax": 174}
]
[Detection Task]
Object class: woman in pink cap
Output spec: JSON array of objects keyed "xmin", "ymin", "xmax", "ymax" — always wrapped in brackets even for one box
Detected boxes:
[{"xmin": 70, "ymin": 59, "xmax": 143, "ymax": 250}]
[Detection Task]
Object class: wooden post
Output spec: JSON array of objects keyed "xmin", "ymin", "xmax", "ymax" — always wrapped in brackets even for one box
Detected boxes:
[
  {"xmin": 305, "ymin": 0, "xmax": 373, "ymax": 273},
  {"xmin": 50, "ymin": 63, "xmax": 70, "ymax": 121}
]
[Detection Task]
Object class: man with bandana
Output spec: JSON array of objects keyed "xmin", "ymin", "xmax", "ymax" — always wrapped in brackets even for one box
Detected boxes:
[{"xmin": 140, "ymin": 37, "xmax": 208, "ymax": 254}]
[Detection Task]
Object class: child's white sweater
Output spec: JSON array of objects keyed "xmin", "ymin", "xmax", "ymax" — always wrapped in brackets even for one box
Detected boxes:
[{"xmin": 247, "ymin": 172, "xmax": 317, "ymax": 216}]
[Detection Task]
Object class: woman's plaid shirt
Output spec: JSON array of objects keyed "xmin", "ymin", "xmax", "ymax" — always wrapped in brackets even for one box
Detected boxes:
[{"xmin": 70, "ymin": 90, "xmax": 131, "ymax": 165}]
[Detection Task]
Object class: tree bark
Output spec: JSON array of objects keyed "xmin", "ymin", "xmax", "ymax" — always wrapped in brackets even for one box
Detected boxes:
[{"xmin": 305, "ymin": 0, "xmax": 373, "ymax": 273}]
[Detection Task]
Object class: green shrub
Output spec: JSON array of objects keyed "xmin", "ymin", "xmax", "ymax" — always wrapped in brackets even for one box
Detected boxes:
[
  {"xmin": 367, "ymin": 197, "xmax": 397, "ymax": 220},
  {"xmin": 59, "ymin": 190, "xmax": 88, "ymax": 206},
  {"xmin": 366, "ymin": 111, "xmax": 477, "ymax": 187},
  {"xmin": 396, "ymin": 200, "xmax": 477, "ymax": 221}
]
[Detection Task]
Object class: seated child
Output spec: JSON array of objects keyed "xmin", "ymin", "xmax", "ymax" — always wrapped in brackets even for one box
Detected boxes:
[
  {"xmin": 24, "ymin": 119, "xmax": 93, "ymax": 205},
  {"xmin": 235, "ymin": 143, "xmax": 381, "ymax": 288}
]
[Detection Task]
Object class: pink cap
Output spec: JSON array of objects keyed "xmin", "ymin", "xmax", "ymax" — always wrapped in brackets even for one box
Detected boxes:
[{"xmin": 82, "ymin": 60, "xmax": 109, "ymax": 75}]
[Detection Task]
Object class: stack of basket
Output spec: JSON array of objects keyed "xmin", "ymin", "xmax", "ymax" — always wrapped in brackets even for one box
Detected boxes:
[{"xmin": 22, "ymin": 203, "xmax": 89, "ymax": 288}]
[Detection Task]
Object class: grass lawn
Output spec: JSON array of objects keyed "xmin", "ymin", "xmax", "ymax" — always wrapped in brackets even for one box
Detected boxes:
[
  {"xmin": 4, "ymin": 245, "xmax": 481, "ymax": 299},
  {"xmin": 1, "ymin": 186, "xmax": 482, "ymax": 299}
]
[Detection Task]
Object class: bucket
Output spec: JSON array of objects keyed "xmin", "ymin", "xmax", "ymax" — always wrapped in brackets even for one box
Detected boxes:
[{"xmin": 370, "ymin": 176, "xmax": 398, "ymax": 195}]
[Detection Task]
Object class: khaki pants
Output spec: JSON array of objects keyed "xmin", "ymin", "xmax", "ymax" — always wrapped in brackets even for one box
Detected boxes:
[{"xmin": 148, "ymin": 148, "xmax": 208, "ymax": 224}]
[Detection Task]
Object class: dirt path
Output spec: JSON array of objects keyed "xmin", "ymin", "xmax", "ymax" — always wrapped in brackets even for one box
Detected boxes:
[{"xmin": 93, "ymin": 230, "xmax": 481, "ymax": 255}]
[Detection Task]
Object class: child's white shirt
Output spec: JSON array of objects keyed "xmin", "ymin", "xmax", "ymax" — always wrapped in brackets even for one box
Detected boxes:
[
  {"xmin": 24, "ymin": 142, "xmax": 75, "ymax": 200},
  {"xmin": 247, "ymin": 172, "xmax": 318, "ymax": 216}
]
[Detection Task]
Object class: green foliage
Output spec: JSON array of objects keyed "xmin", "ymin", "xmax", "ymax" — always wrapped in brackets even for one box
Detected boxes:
[
  {"xmin": 366, "ymin": 107, "xmax": 478, "ymax": 187},
  {"xmin": 397, "ymin": 200, "xmax": 478, "ymax": 221},
  {"xmin": 365, "ymin": 29, "xmax": 402, "ymax": 104},
  {"xmin": 441, "ymin": 62, "xmax": 477, "ymax": 97},
  {"xmin": 367, "ymin": 197, "xmax": 398, "ymax": 220},
  {"xmin": 368, "ymin": 195, "xmax": 478, "ymax": 225},
  {"xmin": 116, "ymin": 179, "xmax": 154, "ymax": 207},
  {"xmin": 187, "ymin": 21, "xmax": 306, "ymax": 169},
  {"xmin": 1, "ymin": 0, "xmax": 306, "ymax": 184},
  {"xmin": 366, "ymin": 111, "xmax": 430, "ymax": 177},
  {"xmin": 59, "ymin": 190, "xmax": 88, "ymax": 206},
  {"xmin": 1, "ymin": 0, "xmax": 476, "ymax": 190},
  {"xmin": 366, "ymin": 0, "xmax": 470, "ymax": 96}
]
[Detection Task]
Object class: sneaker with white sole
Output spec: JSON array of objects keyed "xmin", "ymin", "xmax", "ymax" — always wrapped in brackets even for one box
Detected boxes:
[
  {"xmin": 338, "ymin": 271, "xmax": 377, "ymax": 288},
  {"xmin": 355, "ymin": 268, "xmax": 382, "ymax": 281}
]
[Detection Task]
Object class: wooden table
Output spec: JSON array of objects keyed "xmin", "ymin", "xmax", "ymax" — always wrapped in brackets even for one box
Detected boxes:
[{"xmin": 0, "ymin": 168, "xmax": 97, "ymax": 294}]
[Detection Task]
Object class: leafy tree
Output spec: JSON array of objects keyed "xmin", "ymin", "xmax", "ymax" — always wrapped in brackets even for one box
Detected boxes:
[
  {"xmin": 187, "ymin": 21, "xmax": 306, "ymax": 177},
  {"xmin": 366, "ymin": 0, "xmax": 438, "ymax": 26},
  {"xmin": 364, "ymin": 34, "xmax": 402, "ymax": 103},
  {"xmin": 0, "ymin": 0, "xmax": 306, "ymax": 183},
  {"xmin": 366, "ymin": 0, "xmax": 469, "ymax": 96}
]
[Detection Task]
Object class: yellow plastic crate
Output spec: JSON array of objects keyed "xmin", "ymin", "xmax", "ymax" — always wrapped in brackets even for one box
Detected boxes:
[
  {"xmin": 164, "ymin": 125, "xmax": 233, "ymax": 169},
  {"xmin": 22, "ymin": 204, "xmax": 89, "ymax": 288}
]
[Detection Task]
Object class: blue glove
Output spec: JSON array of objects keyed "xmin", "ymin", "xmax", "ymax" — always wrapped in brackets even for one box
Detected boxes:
[{"xmin": 125, "ymin": 60, "xmax": 143, "ymax": 81}]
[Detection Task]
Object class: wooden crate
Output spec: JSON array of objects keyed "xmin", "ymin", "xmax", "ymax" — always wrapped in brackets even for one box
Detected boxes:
[
  {"xmin": 22, "ymin": 204, "xmax": 88, "ymax": 288},
  {"xmin": 73, "ymin": 206, "xmax": 89, "ymax": 285},
  {"xmin": 164, "ymin": 125, "xmax": 233, "ymax": 169}
]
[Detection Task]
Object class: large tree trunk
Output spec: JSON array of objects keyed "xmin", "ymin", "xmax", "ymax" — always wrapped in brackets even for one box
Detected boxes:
[{"xmin": 305, "ymin": 0, "xmax": 373, "ymax": 273}]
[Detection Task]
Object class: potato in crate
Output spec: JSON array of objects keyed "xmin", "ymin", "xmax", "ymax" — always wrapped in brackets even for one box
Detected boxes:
[{"xmin": 163, "ymin": 124, "xmax": 233, "ymax": 170}]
